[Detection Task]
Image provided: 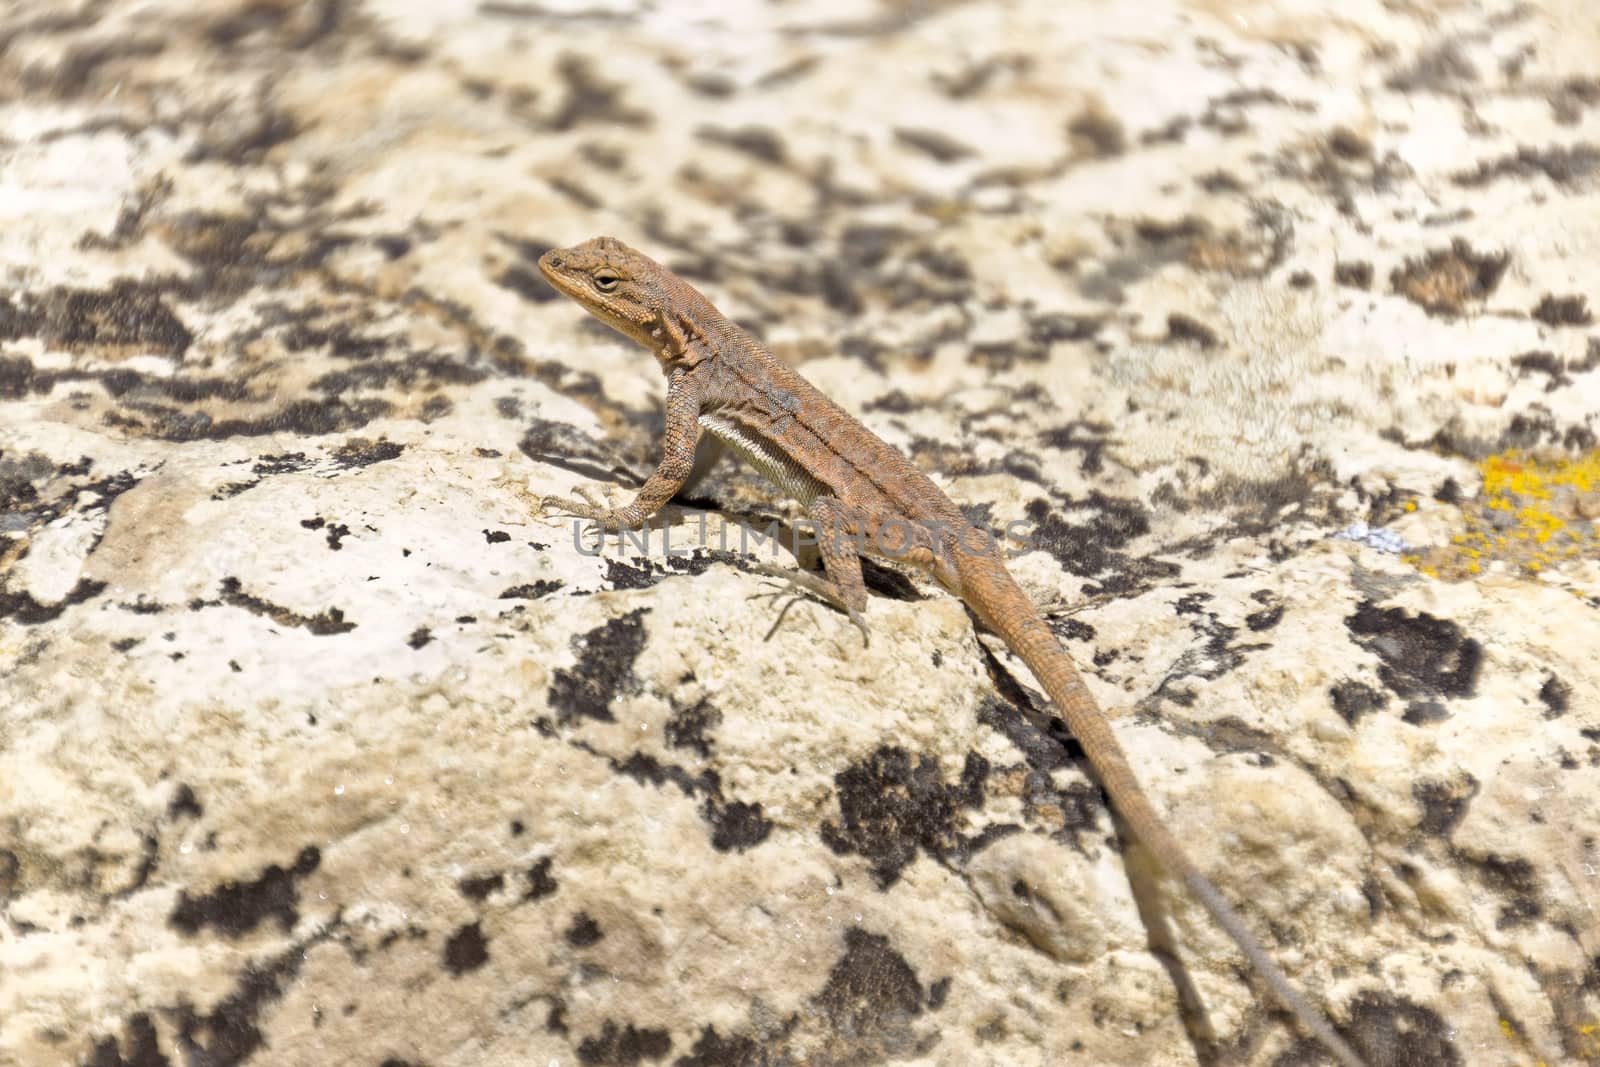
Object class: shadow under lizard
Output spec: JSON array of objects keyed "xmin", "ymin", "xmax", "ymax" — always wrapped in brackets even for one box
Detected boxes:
[{"xmin": 536, "ymin": 235, "xmax": 1368, "ymax": 1067}]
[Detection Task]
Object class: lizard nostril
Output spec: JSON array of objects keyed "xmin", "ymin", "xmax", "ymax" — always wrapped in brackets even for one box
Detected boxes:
[{"xmin": 543, "ymin": 251, "xmax": 563, "ymax": 269}]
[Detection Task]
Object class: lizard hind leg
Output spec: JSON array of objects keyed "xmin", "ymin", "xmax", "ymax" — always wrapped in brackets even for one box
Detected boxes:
[{"xmin": 747, "ymin": 496, "xmax": 871, "ymax": 644}]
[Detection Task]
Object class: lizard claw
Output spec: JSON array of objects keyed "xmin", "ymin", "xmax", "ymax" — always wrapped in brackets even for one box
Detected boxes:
[{"xmin": 846, "ymin": 606, "xmax": 870, "ymax": 647}]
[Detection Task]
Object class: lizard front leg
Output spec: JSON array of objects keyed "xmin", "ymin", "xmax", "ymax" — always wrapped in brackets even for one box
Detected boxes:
[{"xmin": 546, "ymin": 369, "xmax": 703, "ymax": 531}]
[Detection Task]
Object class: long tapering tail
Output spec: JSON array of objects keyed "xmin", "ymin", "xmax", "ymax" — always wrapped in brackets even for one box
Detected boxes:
[{"xmin": 959, "ymin": 553, "xmax": 1365, "ymax": 1067}]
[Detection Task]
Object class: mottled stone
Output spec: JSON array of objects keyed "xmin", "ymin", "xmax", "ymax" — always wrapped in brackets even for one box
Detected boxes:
[{"xmin": 2, "ymin": 1, "xmax": 1598, "ymax": 1066}]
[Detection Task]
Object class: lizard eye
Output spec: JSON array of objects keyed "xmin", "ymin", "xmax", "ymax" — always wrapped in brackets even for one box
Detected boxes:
[{"xmin": 593, "ymin": 272, "xmax": 620, "ymax": 293}]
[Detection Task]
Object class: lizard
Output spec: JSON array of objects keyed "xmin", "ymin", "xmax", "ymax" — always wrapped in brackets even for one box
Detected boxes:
[{"xmin": 536, "ymin": 235, "xmax": 1367, "ymax": 1067}]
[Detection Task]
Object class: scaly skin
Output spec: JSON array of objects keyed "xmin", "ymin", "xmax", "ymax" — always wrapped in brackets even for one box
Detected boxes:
[{"xmin": 537, "ymin": 235, "xmax": 1367, "ymax": 1067}]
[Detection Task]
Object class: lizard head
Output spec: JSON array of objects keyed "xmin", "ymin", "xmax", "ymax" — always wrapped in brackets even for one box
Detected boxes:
[{"xmin": 539, "ymin": 236, "xmax": 679, "ymax": 353}]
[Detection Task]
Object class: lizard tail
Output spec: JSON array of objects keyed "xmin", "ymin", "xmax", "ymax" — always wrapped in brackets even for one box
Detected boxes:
[{"xmin": 961, "ymin": 554, "xmax": 1366, "ymax": 1067}]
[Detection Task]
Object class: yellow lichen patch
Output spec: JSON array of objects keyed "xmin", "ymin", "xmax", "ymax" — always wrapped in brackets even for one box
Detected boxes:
[
  {"xmin": 1411, "ymin": 450, "xmax": 1600, "ymax": 581},
  {"xmin": 1578, "ymin": 1018, "xmax": 1600, "ymax": 1057}
]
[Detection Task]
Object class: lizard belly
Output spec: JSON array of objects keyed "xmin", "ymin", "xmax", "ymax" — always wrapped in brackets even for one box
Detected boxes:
[{"xmin": 698, "ymin": 413, "xmax": 826, "ymax": 508}]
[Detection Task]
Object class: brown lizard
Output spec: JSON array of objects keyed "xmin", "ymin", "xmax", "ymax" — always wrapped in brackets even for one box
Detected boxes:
[{"xmin": 537, "ymin": 235, "xmax": 1366, "ymax": 1067}]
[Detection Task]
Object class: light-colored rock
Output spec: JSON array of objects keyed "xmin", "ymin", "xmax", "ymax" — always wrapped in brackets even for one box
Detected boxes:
[{"xmin": 2, "ymin": 1, "xmax": 1598, "ymax": 1065}]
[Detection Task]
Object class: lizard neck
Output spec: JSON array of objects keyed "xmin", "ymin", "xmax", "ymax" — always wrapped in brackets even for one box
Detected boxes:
[{"xmin": 650, "ymin": 302, "xmax": 729, "ymax": 371}]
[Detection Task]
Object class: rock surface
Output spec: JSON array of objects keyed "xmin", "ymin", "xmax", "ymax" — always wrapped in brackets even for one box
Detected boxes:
[{"xmin": 2, "ymin": 1, "xmax": 1598, "ymax": 1065}]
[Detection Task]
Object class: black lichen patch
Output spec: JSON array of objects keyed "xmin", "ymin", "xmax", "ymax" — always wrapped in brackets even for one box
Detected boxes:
[
  {"xmin": 307, "ymin": 349, "xmax": 485, "ymax": 398},
  {"xmin": 499, "ymin": 579, "xmax": 564, "ymax": 600},
  {"xmin": 1385, "ymin": 41, "xmax": 1479, "ymax": 94},
  {"xmin": 184, "ymin": 97, "xmax": 303, "ymax": 165},
  {"xmin": 1334, "ymin": 261, "xmax": 1373, "ymax": 289},
  {"xmin": 1511, "ymin": 350, "xmax": 1572, "ymax": 392},
  {"xmin": 1274, "ymin": 990, "xmax": 1459, "ymax": 1067},
  {"xmin": 698, "ymin": 124, "xmax": 787, "ymax": 164},
  {"xmin": 1531, "ymin": 293, "xmax": 1593, "ymax": 327},
  {"xmin": 612, "ymin": 750, "xmax": 716, "ymax": 798},
  {"xmin": 1067, "ymin": 105, "xmax": 1126, "ymax": 157},
  {"xmin": 2, "ymin": 282, "xmax": 191, "ymax": 355},
  {"xmin": 603, "ymin": 557, "xmax": 658, "ymax": 591},
  {"xmin": 665, "ymin": 697, "xmax": 722, "ymax": 758},
  {"xmin": 1550, "ymin": 77, "xmax": 1600, "ymax": 124},
  {"xmin": 168, "ymin": 784, "xmax": 203, "ymax": 821},
  {"xmin": 547, "ymin": 608, "xmax": 650, "ymax": 724},
  {"xmin": 547, "ymin": 54, "xmax": 651, "ymax": 131},
  {"xmin": 1345, "ymin": 603, "xmax": 1482, "ymax": 720},
  {"xmin": 1244, "ymin": 605, "xmax": 1284, "ymax": 631},
  {"xmin": 330, "ymin": 437, "xmax": 404, "ymax": 469},
  {"xmin": 53, "ymin": 282, "xmax": 192, "ymax": 354},
  {"xmin": 668, "ymin": 929, "xmax": 939, "ymax": 1063},
  {"xmin": 673, "ymin": 1027, "xmax": 770, "ymax": 1067},
  {"xmin": 1469, "ymin": 853, "xmax": 1542, "ymax": 930},
  {"xmin": 761, "ymin": 226, "xmax": 975, "ymax": 316},
  {"xmin": 443, "ymin": 921, "xmax": 489, "ymax": 975},
  {"xmin": 894, "ymin": 125, "xmax": 975, "ymax": 162},
  {"xmin": 1452, "ymin": 143, "xmax": 1600, "ymax": 188},
  {"xmin": 1412, "ymin": 773, "xmax": 1479, "ymax": 837},
  {"xmin": 0, "ymin": 576, "xmax": 108, "ymax": 625},
  {"xmin": 576, "ymin": 1021, "xmax": 672, "ymax": 1065},
  {"xmin": 279, "ymin": 319, "xmax": 391, "ymax": 361},
  {"xmin": 974, "ymin": 692, "xmax": 1081, "ymax": 774},
  {"xmin": 703, "ymin": 798, "xmax": 774, "ymax": 852},
  {"xmin": 820, "ymin": 747, "xmax": 988, "ymax": 887},
  {"xmin": 1538, "ymin": 674, "xmax": 1571, "ymax": 718},
  {"xmin": 213, "ymin": 451, "xmax": 317, "ymax": 498},
  {"xmin": 169, "ymin": 846, "xmax": 320, "ymax": 937},
  {"xmin": 406, "ymin": 626, "xmax": 432, "ymax": 649},
  {"xmin": 1023, "ymin": 493, "xmax": 1176, "ymax": 597},
  {"xmin": 0, "ymin": 352, "xmax": 58, "ymax": 401},
  {"xmin": 0, "ymin": 295, "xmax": 46, "ymax": 340},
  {"xmin": 168, "ymin": 929, "xmax": 330, "ymax": 1067},
  {"xmin": 0, "ymin": 449, "xmax": 55, "ymax": 518},
  {"xmin": 1390, "ymin": 240, "xmax": 1510, "ymax": 315},
  {"xmin": 158, "ymin": 208, "xmax": 353, "ymax": 300},
  {"xmin": 204, "ymin": 1, "xmax": 314, "ymax": 48},
  {"xmin": 458, "ymin": 872, "xmax": 504, "ymax": 901},
  {"xmin": 1083, "ymin": 209, "xmax": 1291, "ymax": 301},
  {"xmin": 525, "ymin": 856, "xmax": 558, "ymax": 900},
  {"xmin": 1029, "ymin": 310, "xmax": 1102, "ymax": 347},
  {"xmin": 217, "ymin": 576, "xmax": 356, "ymax": 635},
  {"xmin": 564, "ymin": 911, "xmax": 603, "ymax": 947},
  {"xmin": 1402, "ymin": 700, "xmax": 1450, "ymax": 726},
  {"xmin": 84, "ymin": 1012, "xmax": 168, "ymax": 1067},
  {"xmin": 1149, "ymin": 596, "xmax": 1269, "ymax": 710},
  {"xmin": 1038, "ymin": 419, "xmax": 1110, "ymax": 476},
  {"xmin": 496, "ymin": 262, "xmax": 559, "ymax": 303},
  {"xmin": 156, "ymin": 396, "xmax": 393, "ymax": 442},
  {"xmin": 1165, "ymin": 312, "xmax": 1219, "ymax": 348},
  {"xmin": 590, "ymin": 738, "xmax": 773, "ymax": 853},
  {"xmin": 1245, "ymin": 591, "xmax": 1284, "ymax": 631},
  {"xmin": 1328, "ymin": 679, "xmax": 1388, "ymax": 725},
  {"xmin": 812, "ymin": 927, "xmax": 927, "ymax": 1049}
]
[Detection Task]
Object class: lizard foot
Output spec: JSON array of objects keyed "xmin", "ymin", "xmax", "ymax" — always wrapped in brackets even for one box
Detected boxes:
[
  {"xmin": 543, "ymin": 485, "xmax": 626, "ymax": 532},
  {"xmin": 746, "ymin": 560, "xmax": 870, "ymax": 646}
]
